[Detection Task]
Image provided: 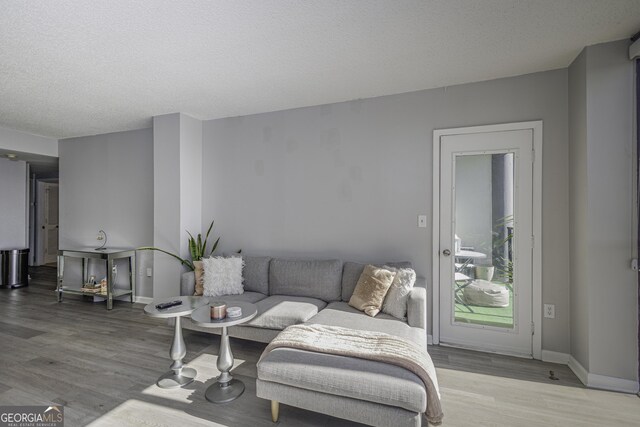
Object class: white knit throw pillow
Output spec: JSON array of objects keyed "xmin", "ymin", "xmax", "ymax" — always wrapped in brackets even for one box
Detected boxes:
[
  {"xmin": 202, "ymin": 256, "xmax": 244, "ymax": 297},
  {"xmin": 381, "ymin": 266, "xmax": 416, "ymax": 320}
]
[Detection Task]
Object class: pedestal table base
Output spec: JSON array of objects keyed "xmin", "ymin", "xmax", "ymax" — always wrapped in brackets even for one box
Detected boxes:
[
  {"xmin": 205, "ymin": 379, "xmax": 245, "ymax": 403},
  {"xmin": 204, "ymin": 325, "xmax": 245, "ymax": 403},
  {"xmin": 157, "ymin": 367, "xmax": 197, "ymax": 389}
]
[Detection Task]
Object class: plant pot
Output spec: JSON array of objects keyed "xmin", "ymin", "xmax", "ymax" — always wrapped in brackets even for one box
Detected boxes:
[
  {"xmin": 474, "ymin": 265, "xmax": 495, "ymax": 281},
  {"xmin": 193, "ymin": 260, "xmax": 204, "ymax": 295}
]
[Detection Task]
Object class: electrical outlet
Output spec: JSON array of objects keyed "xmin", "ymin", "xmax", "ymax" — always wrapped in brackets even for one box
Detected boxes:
[
  {"xmin": 544, "ymin": 304, "xmax": 555, "ymax": 319},
  {"xmin": 418, "ymin": 215, "xmax": 427, "ymax": 228},
  {"xmin": 146, "ymin": 268, "xmax": 152, "ymax": 277}
]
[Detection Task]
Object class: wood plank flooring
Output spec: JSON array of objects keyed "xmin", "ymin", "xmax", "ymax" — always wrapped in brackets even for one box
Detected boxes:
[{"xmin": 0, "ymin": 266, "xmax": 637, "ymax": 426}]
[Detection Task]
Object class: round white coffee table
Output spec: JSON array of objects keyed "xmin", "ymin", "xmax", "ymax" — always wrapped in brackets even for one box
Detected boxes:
[
  {"xmin": 190, "ymin": 301, "xmax": 258, "ymax": 403},
  {"xmin": 144, "ymin": 295, "xmax": 209, "ymax": 389}
]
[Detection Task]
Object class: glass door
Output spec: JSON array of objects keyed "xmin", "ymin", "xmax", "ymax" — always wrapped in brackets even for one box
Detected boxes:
[{"xmin": 439, "ymin": 130, "xmax": 533, "ymax": 357}]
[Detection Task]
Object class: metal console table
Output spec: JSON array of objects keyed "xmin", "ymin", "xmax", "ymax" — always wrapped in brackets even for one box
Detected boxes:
[{"xmin": 57, "ymin": 247, "xmax": 136, "ymax": 310}]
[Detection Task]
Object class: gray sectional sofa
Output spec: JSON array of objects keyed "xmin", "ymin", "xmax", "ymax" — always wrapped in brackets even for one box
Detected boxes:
[{"xmin": 180, "ymin": 256, "xmax": 429, "ymax": 427}]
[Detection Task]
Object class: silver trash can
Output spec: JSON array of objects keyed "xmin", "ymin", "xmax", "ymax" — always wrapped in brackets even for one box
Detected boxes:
[{"xmin": 1, "ymin": 249, "xmax": 29, "ymax": 288}]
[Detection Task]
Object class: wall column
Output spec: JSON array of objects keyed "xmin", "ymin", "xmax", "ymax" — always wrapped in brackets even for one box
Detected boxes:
[
  {"xmin": 153, "ymin": 113, "xmax": 202, "ymax": 298},
  {"xmin": 568, "ymin": 39, "xmax": 638, "ymax": 391}
]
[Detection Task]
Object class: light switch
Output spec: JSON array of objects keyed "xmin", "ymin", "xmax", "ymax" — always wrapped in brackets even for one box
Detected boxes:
[
  {"xmin": 146, "ymin": 268, "xmax": 152, "ymax": 277},
  {"xmin": 418, "ymin": 215, "xmax": 427, "ymax": 228}
]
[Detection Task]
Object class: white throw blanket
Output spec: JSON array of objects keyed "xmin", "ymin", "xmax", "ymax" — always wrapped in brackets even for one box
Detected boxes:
[{"xmin": 261, "ymin": 324, "xmax": 444, "ymax": 425}]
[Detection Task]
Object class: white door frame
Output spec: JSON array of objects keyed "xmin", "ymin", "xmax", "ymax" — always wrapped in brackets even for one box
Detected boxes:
[
  {"xmin": 35, "ymin": 180, "xmax": 59, "ymax": 265},
  {"xmin": 43, "ymin": 182, "xmax": 59, "ymax": 264},
  {"xmin": 35, "ymin": 180, "xmax": 47, "ymax": 266},
  {"xmin": 432, "ymin": 121, "xmax": 543, "ymax": 360}
]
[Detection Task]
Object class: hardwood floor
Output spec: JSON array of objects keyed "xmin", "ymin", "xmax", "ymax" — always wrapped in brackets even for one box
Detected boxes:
[{"xmin": 0, "ymin": 266, "xmax": 637, "ymax": 426}]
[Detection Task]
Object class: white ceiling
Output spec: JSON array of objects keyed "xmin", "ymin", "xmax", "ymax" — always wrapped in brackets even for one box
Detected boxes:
[{"xmin": 1, "ymin": 0, "xmax": 639, "ymax": 139}]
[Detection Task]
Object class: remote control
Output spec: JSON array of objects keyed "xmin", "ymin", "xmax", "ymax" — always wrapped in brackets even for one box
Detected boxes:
[{"xmin": 156, "ymin": 300, "xmax": 183, "ymax": 310}]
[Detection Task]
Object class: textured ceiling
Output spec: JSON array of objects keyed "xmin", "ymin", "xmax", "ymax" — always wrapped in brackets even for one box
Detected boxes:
[{"xmin": 1, "ymin": 0, "xmax": 639, "ymax": 139}]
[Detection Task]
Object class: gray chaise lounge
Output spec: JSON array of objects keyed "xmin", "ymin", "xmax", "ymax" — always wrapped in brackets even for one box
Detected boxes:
[{"xmin": 181, "ymin": 256, "xmax": 428, "ymax": 426}]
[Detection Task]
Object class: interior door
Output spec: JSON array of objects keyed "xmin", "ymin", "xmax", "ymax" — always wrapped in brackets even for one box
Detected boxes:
[
  {"xmin": 43, "ymin": 183, "xmax": 59, "ymax": 264},
  {"xmin": 439, "ymin": 129, "xmax": 533, "ymax": 357}
]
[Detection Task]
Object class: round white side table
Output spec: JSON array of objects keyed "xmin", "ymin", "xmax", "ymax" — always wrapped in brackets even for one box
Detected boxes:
[
  {"xmin": 191, "ymin": 301, "xmax": 258, "ymax": 403},
  {"xmin": 144, "ymin": 295, "xmax": 209, "ymax": 389}
]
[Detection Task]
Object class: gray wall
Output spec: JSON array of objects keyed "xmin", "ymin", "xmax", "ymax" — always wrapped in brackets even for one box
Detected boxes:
[
  {"xmin": 179, "ymin": 114, "xmax": 203, "ymax": 265},
  {"xmin": 202, "ymin": 68, "xmax": 570, "ymax": 352},
  {"xmin": 59, "ymin": 128, "xmax": 154, "ymax": 297},
  {"xmin": 0, "ymin": 125, "xmax": 58, "ymax": 157},
  {"xmin": 153, "ymin": 114, "xmax": 182, "ymax": 298},
  {"xmin": 568, "ymin": 49, "xmax": 590, "ymax": 370},
  {"xmin": 0, "ymin": 158, "xmax": 28, "ymax": 249},
  {"xmin": 152, "ymin": 113, "xmax": 203, "ymax": 299},
  {"xmin": 568, "ymin": 39, "xmax": 638, "ymax": 385},
  {"xmin": 584, "ymin": 40, "xmax": 636, "ymax": 382}
]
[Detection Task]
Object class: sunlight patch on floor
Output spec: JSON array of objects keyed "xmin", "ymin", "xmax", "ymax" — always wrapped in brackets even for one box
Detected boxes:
[
  {"xmin": 141, "ymin": 353, "xmax": 246, "ymax": 403},
  {"xmin": 86, "ymin": 399, "xmax": 228, "ymax": 427}
]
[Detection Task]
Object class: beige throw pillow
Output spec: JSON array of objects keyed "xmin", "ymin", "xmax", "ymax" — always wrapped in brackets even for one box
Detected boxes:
[
  {"xmin": 348, "ymin": 264, "xmax": 396, "ymax": 317},
  {"xmin": 193, "ymin": 260, "xmax": 205, "ymax": 296}
]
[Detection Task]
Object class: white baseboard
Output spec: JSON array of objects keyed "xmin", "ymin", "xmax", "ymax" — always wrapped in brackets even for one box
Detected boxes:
[
  {"xmin": 589, "ymin": 374, "xmax": 638, "ymax": 393},
  {"xmin": 541, "ymin": 350, "xmax": 570, "ymax": 364},
  {"xmin": 568, "ymin": 355, "xmax": 638, "ymax": 394},
  {"xmin": 427, "ymin": 334, "xmax": 433, "ymax": 345},
  {"xmin": 134, "ymin": 296, "xmax": 153, "ymax": 304},
  {"xmin": 568, "ymin": 355, "xmax": 589, "ymax": 385},
  {"xmin": 588, "ymin": 373, "xmax": 639, "ymax": 394}
]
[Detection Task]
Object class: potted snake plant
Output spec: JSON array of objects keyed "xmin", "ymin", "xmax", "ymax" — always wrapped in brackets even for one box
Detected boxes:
[{"xmin": 138, "ymin": 220, "xmax": 221, "ymax": 272}]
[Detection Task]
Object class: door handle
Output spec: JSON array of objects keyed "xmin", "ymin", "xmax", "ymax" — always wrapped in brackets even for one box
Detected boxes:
[{"xmin": 442, "ymin": 249, "xmax": 451, "ymax": 256}]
